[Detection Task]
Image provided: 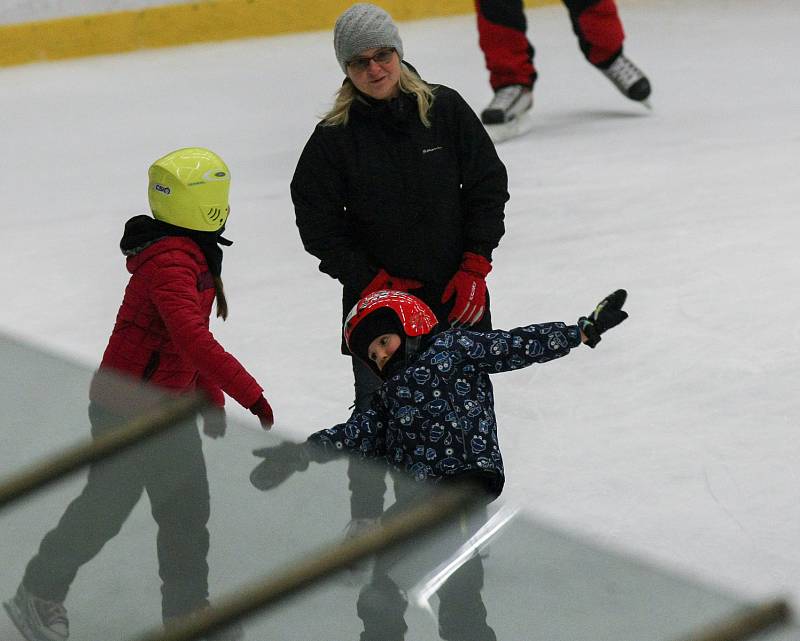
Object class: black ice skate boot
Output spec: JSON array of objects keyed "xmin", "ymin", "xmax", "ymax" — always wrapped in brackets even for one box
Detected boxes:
[
  {"xmin": 3, "ymin": 583, "xmax": 69, "ymax": 641},
  {"xmin": 601, "ymin": 53, "xmax": 652, "ymax": 106}
]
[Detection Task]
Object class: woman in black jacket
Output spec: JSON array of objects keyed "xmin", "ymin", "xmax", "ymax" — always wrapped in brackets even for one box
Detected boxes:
[
  {"xmin": 290, "ymin": 2, "xmax": 509, "ymax": 524},
  {"xmin": 292, "ymin": 2, "xmax": 509, "ymax": 400}
]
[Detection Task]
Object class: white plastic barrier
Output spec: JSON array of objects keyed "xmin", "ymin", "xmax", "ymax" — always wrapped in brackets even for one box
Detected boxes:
[{"xmin": 0, "ymin": 0, "xmax": 193, "ymax": 26}]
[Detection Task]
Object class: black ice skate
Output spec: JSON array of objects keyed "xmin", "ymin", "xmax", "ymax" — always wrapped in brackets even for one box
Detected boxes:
[
  {"xmin": 480, "ymin": 85, "xmax": 534, "ymax": 143},
  {"xmin": 601, "ymin": 53, "xmax": 652, "ymax": 107},
  {"xmin": 3, "ymin": 583, "xmax": 69, "ymax": 641}
]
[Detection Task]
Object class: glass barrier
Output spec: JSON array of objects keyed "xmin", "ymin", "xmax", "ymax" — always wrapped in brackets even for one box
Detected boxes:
[
  {"xmin": 0, "ymin": 333, "xmax": 479, "ymax": 641},
  {"xmin": 0, "ymin": 334, "xmax": 795, "ymax": 641},
  {"xmin": 0, "ymin": 334, "xmax": 108, "ymax": 472},
  {"xmin": 142, "ymin": 500, "xmax": 794, "ymax": 641}
]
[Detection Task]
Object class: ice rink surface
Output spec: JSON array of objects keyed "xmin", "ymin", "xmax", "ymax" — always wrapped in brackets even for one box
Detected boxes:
[{"xmin": 2, "ymin": 0, "xmax": 799, "ymax": 610}]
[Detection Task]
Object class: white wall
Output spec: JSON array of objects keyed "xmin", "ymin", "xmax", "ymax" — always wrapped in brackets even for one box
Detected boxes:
[{"xmin": 0, "ymin": 0, "xmax": 192, "ymax": 25}]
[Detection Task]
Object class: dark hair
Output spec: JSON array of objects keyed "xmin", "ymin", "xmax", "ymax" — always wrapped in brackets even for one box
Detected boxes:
[{"xmin": 213, "ymin": 276, "xmax": 228, "ymax": 320}]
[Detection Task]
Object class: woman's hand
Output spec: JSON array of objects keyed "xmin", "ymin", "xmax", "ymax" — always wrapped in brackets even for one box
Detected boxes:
[
  {"xmin": 441, "ymin": 252, "xmax": 492, "ymax": 326},
  {"xmin": 361, "ymin": 268, "xmax": 423, "ymax": 297}
]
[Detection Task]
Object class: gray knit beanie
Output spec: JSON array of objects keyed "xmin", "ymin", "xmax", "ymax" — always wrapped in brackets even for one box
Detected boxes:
[{"xmin": 334, "ymin": 3, "xmax": 403, "ymax": 73}]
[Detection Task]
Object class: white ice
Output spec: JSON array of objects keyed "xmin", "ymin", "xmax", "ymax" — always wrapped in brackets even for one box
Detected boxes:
[{"xmin": 2, "ymin": 0, "xmax": 799, "ymax": 611}]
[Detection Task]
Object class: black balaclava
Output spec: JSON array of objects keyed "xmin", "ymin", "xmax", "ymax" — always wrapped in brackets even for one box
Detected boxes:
[
  {"xmin": 349, "ymin": 307, "xmax": 437, "ymax": 379},
  {"xmin": 348, "ymin": 307, "xmax": 403, "ymax": 369}
]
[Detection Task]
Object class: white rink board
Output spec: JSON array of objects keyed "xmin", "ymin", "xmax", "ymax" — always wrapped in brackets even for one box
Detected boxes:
[{"xmin": 0, "ymin": 0, "xmax": 191, "ymax": 25}]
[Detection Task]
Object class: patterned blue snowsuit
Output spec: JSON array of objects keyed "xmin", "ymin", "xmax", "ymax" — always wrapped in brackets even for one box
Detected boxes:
[{"xmin": 309, "ymin": 321, "xmax": 582, "ymax": 497}]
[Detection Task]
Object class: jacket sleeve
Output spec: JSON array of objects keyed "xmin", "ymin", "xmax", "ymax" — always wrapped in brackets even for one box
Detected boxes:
[
  {"xmin": 149, "ymin": 259, "xmax": 263, "ymax": 409},
  {"xmin": 307, "ymin": 408, "xmax": 387, "ymax": 462},
  {"xmin": 450, "ymin": 90, "xmax": 508, "ymax": 259},
  {"xmin": 291, "ymin": 127, "xmax": 376, "ymax": 292},
  {"xmin": 446, "ymin": 323, "xmax": 582, "ymax": 373}
]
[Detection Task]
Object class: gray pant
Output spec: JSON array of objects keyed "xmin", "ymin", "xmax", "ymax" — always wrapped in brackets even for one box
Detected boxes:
[
  {"xmin": 348, "ymin": 358, "xmax": 388, "ymax": 519},
  {"xmin": 23, "ymin": 403, "xmax": 211, "ymax": 620}
]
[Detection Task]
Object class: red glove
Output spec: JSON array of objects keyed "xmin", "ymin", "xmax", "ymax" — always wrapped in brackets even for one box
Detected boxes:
[
  {"xmin": 361, "ymin": 268, "xmax": 423, "ymax": 298},
  {"xmin": 441, "ymin": 252, "xmax": 492, "ymax": 326},
  {"xmin": 249, "ymin": 395, "xmax": 274, "ymax": 430}
]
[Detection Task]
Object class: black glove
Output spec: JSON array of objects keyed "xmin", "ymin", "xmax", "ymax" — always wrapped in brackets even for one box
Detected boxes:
[
  {"xmin": 201, "ymin": 406, "xmax": 226, "ymax": 439},
  {"xmin": 250, "ymin": 442, "xmax": 311, "ymax": 491},
  {"xmin": 578, "ymin": 289, "xmax": 629, "ymax": 348}
]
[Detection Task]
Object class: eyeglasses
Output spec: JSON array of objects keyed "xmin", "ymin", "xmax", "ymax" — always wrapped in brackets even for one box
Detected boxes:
[{"xmin": 347, "ymin": 48, "xmax": 396, "ymax": 73}]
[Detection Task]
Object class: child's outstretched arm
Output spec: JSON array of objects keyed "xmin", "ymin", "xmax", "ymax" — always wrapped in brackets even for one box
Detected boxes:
[
  {"xmin": 249, "ymin": 409, "xmax": 387, "ymax": 492},
  {"xmin": 306, "ymin": 408, "xmax": 387, "ymax": 460},
  {"xmin": 449, "ymin": 289, "xmax": 629, "ymax": 374},
  {"xmin": 452, "ymin": 322, "xmax": 582, "ymax": 374}
]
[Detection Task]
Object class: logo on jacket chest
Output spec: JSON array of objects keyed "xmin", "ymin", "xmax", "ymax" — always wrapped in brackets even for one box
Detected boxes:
[{"xmin": 197, "ymin": 271, "xmax": 214, "ymax": 292}]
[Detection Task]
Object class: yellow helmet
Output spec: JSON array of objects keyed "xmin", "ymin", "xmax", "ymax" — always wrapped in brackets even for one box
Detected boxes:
[{"xmin": 148, "ymin": 147, "xmax": 230, "ymax": 232}]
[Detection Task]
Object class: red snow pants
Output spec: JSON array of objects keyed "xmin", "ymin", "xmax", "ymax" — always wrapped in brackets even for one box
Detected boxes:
[{"xmin": 476, "ymin": 0, "xmax": 625, "ymax": 89}]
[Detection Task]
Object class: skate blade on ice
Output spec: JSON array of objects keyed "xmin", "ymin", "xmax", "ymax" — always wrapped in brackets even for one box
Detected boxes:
[
  {"xmin": 484, "ymin": 112, "xmax": 533, "ymax": 144},
  {"xmin": 4, "ymin": 598, "xmax": 38, "ymax": 641}
]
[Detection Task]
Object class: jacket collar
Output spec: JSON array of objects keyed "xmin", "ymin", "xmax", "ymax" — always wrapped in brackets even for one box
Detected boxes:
[
  {"xmin": 121, "ymin": 215, "xmax": 229, "ymax": 276},
  {"xmin": 124, "ymin": 236, "xmax": 204, "ymax": 274}
]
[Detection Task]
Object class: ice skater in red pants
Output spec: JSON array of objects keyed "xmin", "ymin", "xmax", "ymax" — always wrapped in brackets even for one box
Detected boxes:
[{"xmin": 476, "ymin": 0, "xmax": 651, "ymax": 140}]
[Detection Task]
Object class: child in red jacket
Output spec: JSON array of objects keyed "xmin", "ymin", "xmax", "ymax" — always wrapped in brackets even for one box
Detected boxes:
[{"xmin": 4, "ymin": 148, "xmax": 271, "ymax": 641}]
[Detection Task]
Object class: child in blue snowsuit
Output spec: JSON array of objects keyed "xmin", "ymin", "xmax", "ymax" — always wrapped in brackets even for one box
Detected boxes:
[
  {"xmin": 250, "ymin": 288, "xmax": 628, "ymax": 497},
  {"xmin": 250, "ymin": 289, "xmax": 627, "ymax": 641}
]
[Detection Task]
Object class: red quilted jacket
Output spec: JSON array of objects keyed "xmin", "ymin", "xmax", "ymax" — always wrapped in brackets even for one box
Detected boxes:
[{"xmin": 92, "ymin": 236, "xmax": 262, "ymax": 411}]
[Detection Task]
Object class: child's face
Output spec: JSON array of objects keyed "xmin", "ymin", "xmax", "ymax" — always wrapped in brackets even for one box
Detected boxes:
[{"xmin": 368, "ymin": 333, "xmax": 402, "ymax": 371}]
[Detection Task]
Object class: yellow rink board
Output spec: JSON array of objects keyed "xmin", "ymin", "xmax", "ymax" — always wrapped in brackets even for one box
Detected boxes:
[{"xmin": 0, "ymin": 0, "xmax": 558, "ymax": 68}]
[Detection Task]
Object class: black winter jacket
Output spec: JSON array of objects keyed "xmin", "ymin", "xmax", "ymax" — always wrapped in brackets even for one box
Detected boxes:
[
  {"xmin": 291, "ymin": 72, "xmax": 509, "ymax": 336},
  {"xmin": 308, "ymin": 321, "xmax": 582, "ymax": 497}
]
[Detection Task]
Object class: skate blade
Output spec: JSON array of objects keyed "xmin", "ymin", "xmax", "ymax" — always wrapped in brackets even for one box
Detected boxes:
[
  {"xmin": 484, "ymin": 112, "xmax": 533, "ymax": 144},
  {"xmin": 4, "ymin": 599, "xmax": 38, "ymax": 641}
]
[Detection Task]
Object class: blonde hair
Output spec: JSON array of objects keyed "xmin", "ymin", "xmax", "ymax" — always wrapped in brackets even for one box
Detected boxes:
[{"xmin": 322, "ymin": 63, "xmax": 435, "ymax": 127}]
